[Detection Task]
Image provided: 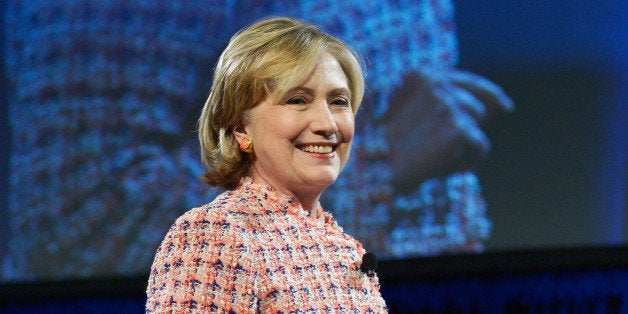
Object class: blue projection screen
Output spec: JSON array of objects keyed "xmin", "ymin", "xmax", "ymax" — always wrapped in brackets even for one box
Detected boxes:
[{"xmin": 1, "ymin": 0, "xmax": 626, "ymax": 282}]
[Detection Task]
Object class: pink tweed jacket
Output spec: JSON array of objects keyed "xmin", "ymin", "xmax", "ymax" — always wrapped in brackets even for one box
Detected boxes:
[{"xmin": 146, "ymin": 177, "xmax": 387, "ymax": 313}]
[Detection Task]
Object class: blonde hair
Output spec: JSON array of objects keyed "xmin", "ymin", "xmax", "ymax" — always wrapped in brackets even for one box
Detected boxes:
[{"xmin": 198, "ymin": 17, "xmax": 364, "ymax": 189}]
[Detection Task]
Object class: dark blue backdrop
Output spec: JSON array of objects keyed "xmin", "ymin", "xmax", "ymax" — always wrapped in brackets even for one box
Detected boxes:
[{"xmin": 1, "ymin": 0, "xmax": 626, "ymax": 275}]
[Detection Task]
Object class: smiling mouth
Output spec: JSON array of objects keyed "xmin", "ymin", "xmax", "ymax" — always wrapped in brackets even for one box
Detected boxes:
[{"xmin": 298, "ymin": 144, "xmax": 336, "ymax": 154}]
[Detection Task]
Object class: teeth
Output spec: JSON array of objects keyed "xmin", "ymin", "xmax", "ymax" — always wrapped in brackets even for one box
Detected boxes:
[{"xmin": 301, "ymin": 145, "xmax": 333, "ymax": 154}]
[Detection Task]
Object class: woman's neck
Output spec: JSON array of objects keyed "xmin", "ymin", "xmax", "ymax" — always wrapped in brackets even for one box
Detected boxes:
[{"xmin": 247, "ymin": 175, "xmax": 323, "ymax": 215}]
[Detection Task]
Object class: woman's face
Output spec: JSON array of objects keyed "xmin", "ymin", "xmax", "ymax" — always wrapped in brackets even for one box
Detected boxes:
[{"xmin": 243, "ymin": 52, "xmax": 355, "ymax": 203}]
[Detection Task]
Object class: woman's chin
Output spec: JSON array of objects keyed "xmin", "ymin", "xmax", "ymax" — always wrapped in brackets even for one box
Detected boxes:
[{"xmin": 299, "ymin": 172, "xmax": 339, "ymax": 190}]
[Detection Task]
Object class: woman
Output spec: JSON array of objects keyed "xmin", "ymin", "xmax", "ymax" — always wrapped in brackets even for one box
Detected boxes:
[{"xmin": 146, "ymin": 17, "xmax": 387, "ymax": 312}]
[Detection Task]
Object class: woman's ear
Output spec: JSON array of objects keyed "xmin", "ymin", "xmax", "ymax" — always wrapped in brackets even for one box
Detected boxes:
[
  {"xmin": 232, "ymin": 123, "xmax": 248, "ymax": 144},
  {"xmin": 233, "ymin": 123, "xmax": 255, "ymax": 154}
]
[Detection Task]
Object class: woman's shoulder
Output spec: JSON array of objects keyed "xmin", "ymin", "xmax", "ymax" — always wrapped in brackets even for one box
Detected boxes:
[{"xmin": 168, "ymin": 188, "xmax": 260, "ymax": 234}]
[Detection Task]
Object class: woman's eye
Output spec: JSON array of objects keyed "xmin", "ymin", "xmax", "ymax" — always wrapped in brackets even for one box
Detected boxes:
[
  {"xmin": 331, "ymin": 98, "xmax": 350, "ymax": 107},
  {"xmin": 286, "ymin": 97, "xmax": 308, "ymax": 105}
]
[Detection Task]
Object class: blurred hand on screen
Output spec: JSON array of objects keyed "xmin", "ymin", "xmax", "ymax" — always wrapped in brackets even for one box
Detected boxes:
[{"xmin": 385, "ymin": 69, "xmax": 514, "ymax": 193}]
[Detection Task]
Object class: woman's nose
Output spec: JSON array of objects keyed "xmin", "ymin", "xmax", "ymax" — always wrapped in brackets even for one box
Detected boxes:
[{"xmin": 310, "ymin": 101, "xmax": 338, "ymax": 137}]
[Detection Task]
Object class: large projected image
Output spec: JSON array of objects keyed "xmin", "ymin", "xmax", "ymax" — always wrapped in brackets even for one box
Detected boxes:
[
  {"xmin": 1, "ymin": 0, "xmax": 625, "ymax": 283},
  {"xmin": 2, "ymin": 0, "xmax": 496, "ymax": 281}
]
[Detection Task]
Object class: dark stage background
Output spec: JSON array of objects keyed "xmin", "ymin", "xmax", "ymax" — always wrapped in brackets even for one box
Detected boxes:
[
  {"xmin": 456, "ymin": 0, "xmax": 627, "ymax": 253},
  {"xmin": 0, "ymin": 0, "xmax": 627, "ymax": 311}
]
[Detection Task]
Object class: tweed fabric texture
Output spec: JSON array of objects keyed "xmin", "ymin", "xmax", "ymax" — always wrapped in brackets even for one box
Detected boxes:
[{"xmin": 146, "ymin": 178, "xmax": 387, "ymax": 313}]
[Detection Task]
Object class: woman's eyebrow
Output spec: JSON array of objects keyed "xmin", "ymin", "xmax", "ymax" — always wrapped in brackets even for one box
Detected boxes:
[
  {"xmin": 285, "ymin": 87, "xmax": 351, "ymax": 97},
  {"xmin": 328, "ymin": 88, "xmax": 352, "ymax": 98}
]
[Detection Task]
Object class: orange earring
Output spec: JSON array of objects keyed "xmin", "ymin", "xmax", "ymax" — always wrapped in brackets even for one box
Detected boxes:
[{"xmin": 239, "ymin": 137, "xmax": 254, "ymax": 153}]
